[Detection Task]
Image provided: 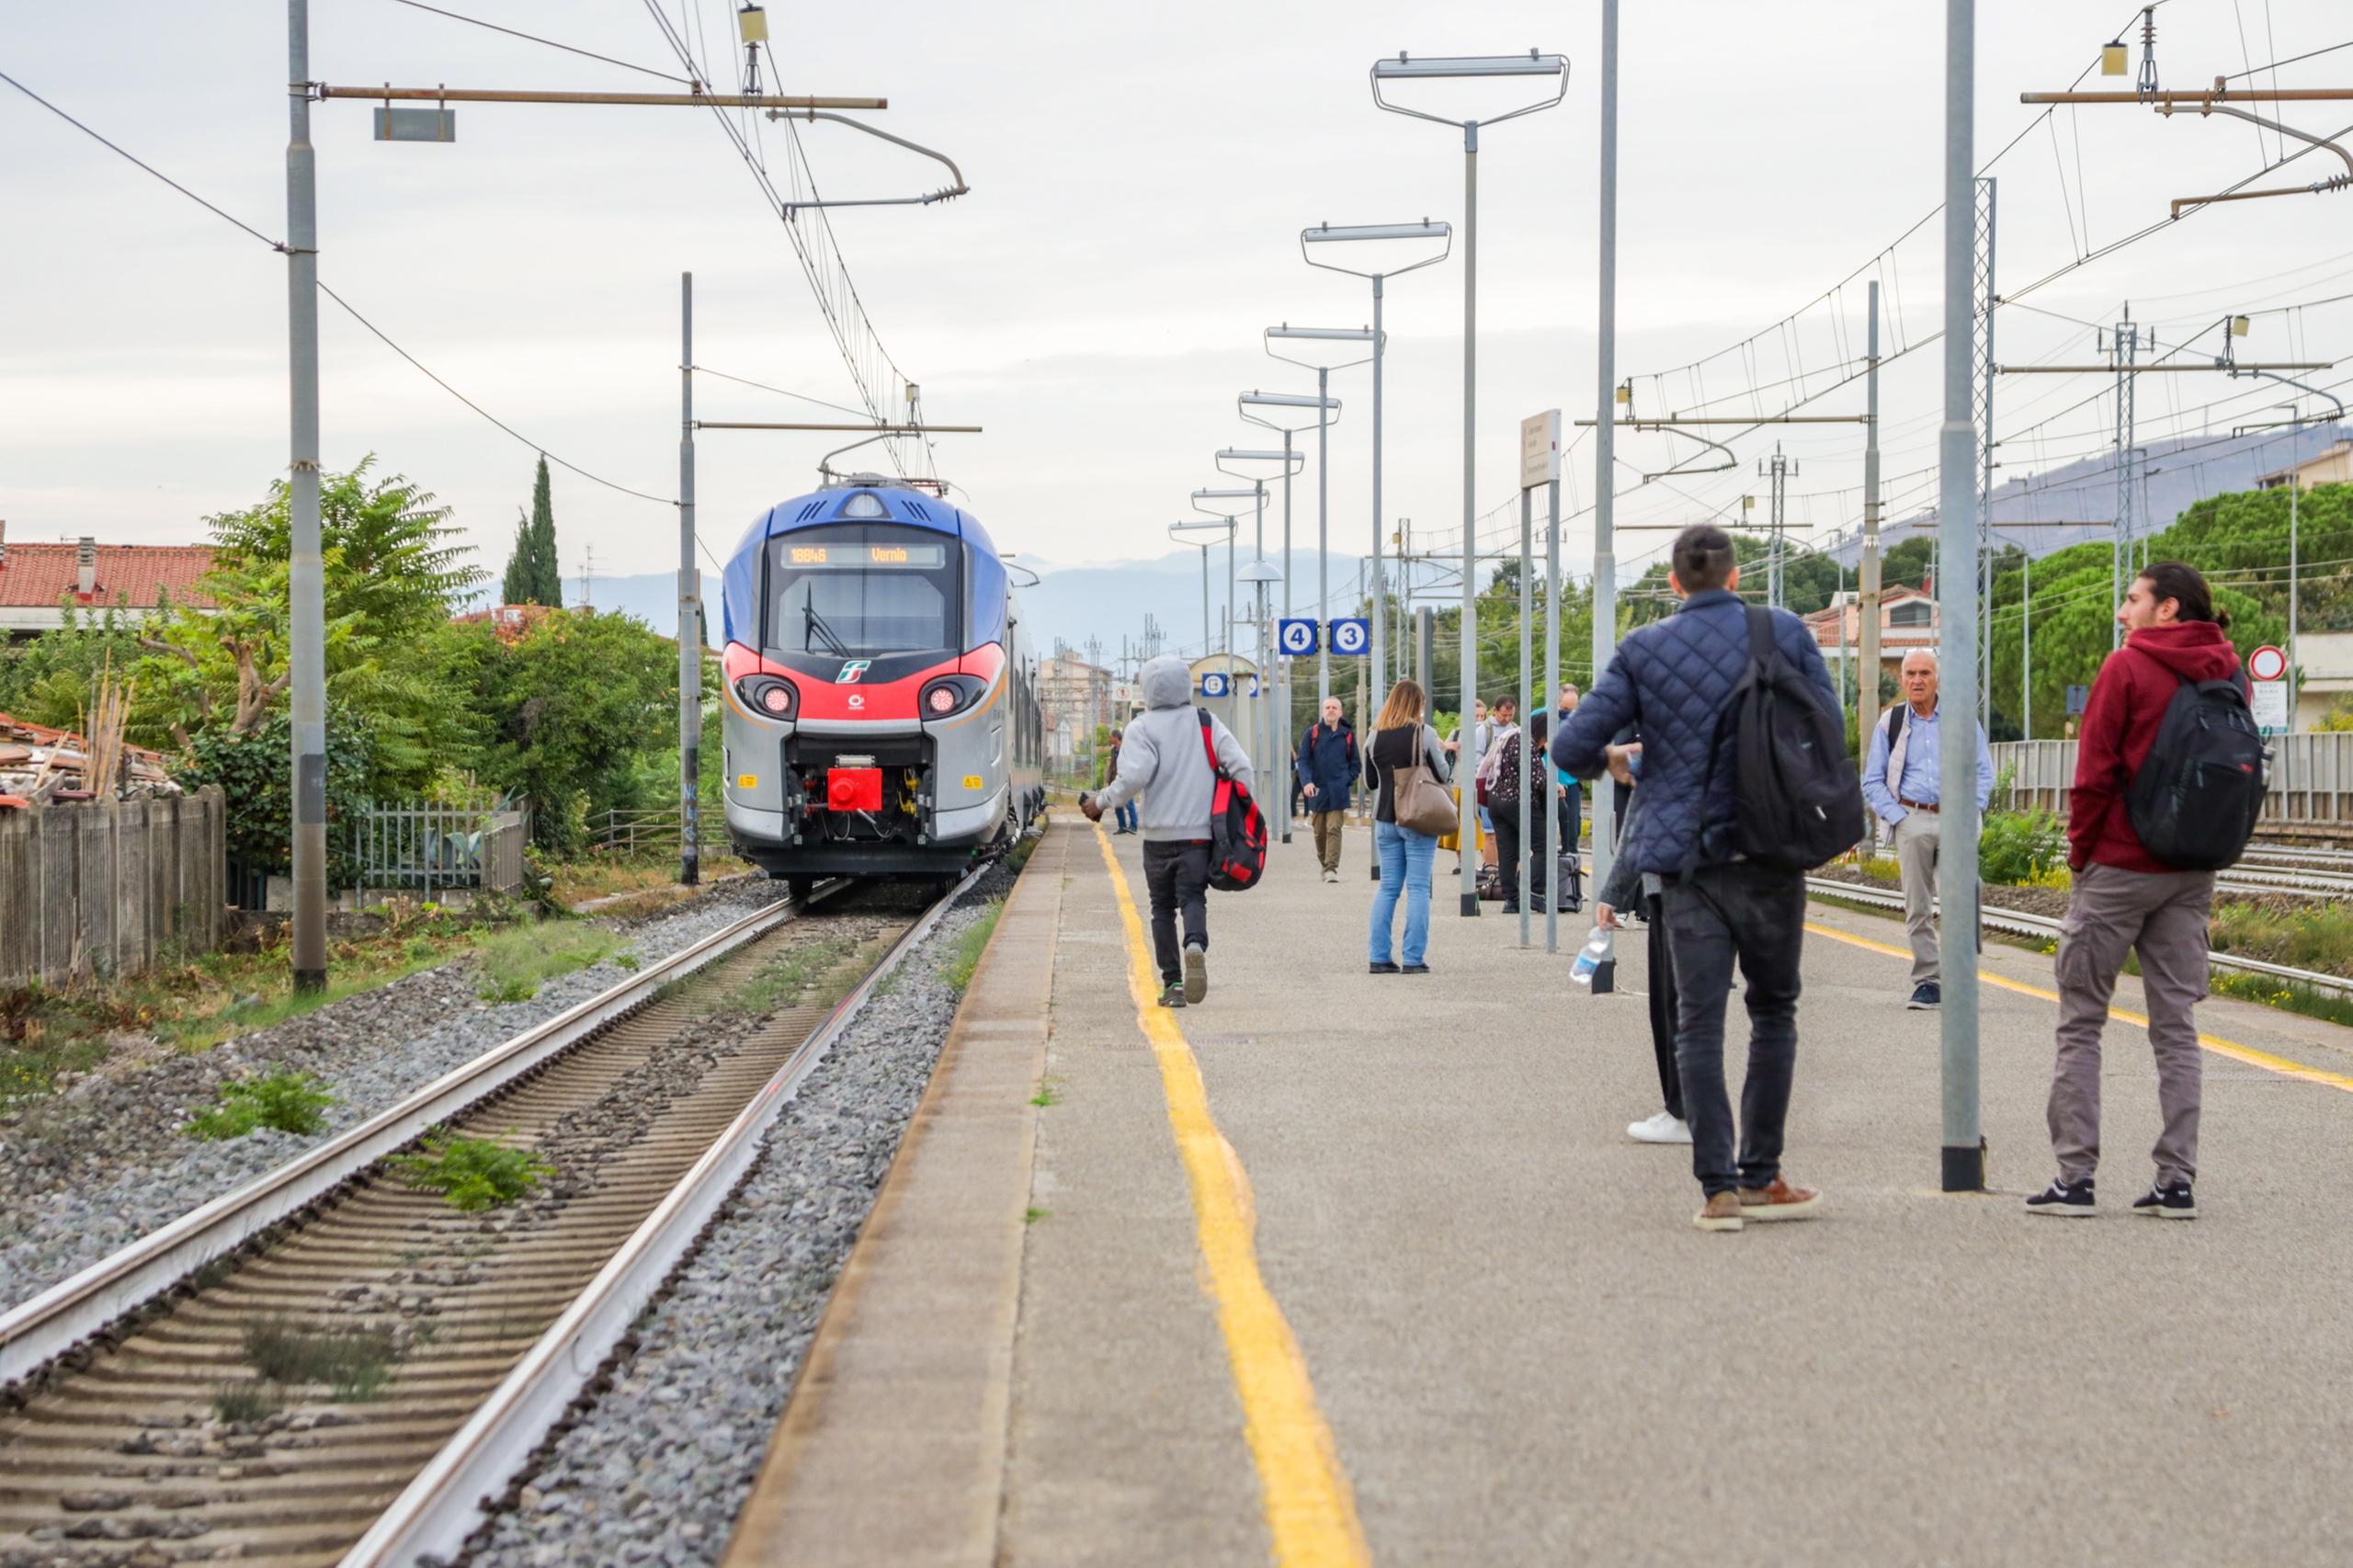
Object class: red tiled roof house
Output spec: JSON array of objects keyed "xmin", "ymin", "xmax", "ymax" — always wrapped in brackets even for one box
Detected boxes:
[{"xmin": 0, "ymin": 524, "xmax": 214, "ymax": 636}]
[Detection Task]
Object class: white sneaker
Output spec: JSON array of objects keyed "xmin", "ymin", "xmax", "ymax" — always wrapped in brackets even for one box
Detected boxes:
[
  {"xmin": 1323, "ymin": 869, "xmax": 1338, "ymax": 883},
  {"xmin": 1627, "ymin": 1111, "xmax": 1692, "ymax": 1145}
]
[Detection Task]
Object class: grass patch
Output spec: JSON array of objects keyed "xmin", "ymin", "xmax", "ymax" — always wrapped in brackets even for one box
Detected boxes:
[
  {"xmin": 546, "ymin": 854, "xmax": 752, "ymax": 910},
  {"xmin": 388, "ymin": 1131, "xmax": 555, "ymax": 1211},
  {"xmin": 242, "ymin": 1317, "xmax": 400, "ymax": 1401},
  {"xmin": 473, "ymin": 921, "xmax": 622, "ymax": 1004},
  {"xmin": 1029, "ymin": 1079, "xmax": 1062, "ymax": 1108},
  {"xmin": 722, "ymin": 933, "xmax": 877, "ymax": 1018},
  {"xmin": 2210, "ymin": 967, "xmax": 2353, "ymax": 1028},
  {"xmin": 1024, "ymin": 1206, "xmax": 1050, "ymax": 1225},
  {"xmin": 943, "ymin": 898, "xmax": 1006, "ymax": 994},
  {"xmin": 186, "ymin": 1071, "xmax": 339, "ymax": 1141},
  {"xmin": 210, "ymin": 1381, "xmax": 283, "ymax": 1425},
  {"xmin": 2209, "ymin": 900, "xmax": 2353, "ymax": 980},
  {"xmin": 0, "ymin": 983, "xmax": 131, "ymax": 1103}
]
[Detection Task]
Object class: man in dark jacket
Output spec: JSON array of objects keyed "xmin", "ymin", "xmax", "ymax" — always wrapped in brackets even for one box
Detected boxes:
[
  {"xmin": 1553, "ymin": 523, "xmax": 1836, "ymax": 1233},
  {"xmin": 1297, "ymin": 696, "xmax": 1358, "ymax": 882},
  {"xmin": 2027, "ymin": 562, "xmax": 2241, "ymax": 1221}
]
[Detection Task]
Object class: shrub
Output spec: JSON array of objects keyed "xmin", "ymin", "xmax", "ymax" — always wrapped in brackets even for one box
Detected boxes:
[
  {"xmin": 186, "ymin": 1071, "xmax": 339, "ymax": 1141},
  {"xmin": 242, "ymin": 1317, "xmax": 400, "ymax": 1400},
  {"xmin": 1978, "ymin": 810, "xmax": 2067, "ymax": 886},
  {"xmin": 389, "ymin": 1131, "xmax": 555, "ymax": 1210}
]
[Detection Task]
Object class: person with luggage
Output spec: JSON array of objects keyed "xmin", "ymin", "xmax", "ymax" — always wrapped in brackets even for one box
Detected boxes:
[
  {"xmin": 1553, "ymin": 523, "xmax": 1842, "ymax": 1232},
  {"xmin": 1364, "ymin": 678, "xmax": 1452, "ymax": 975},
  {"xmin": 1081, "ymin": 654, "xmax": 1254, "ymax": 1009},
  {"xmin": 1489, "ymin": 711, "xmax": 1552, "ymax": 915},
  {"xmin": 1593, "ymin": 745, "xmax": 1688, "ymax": 1145},
  {"xmin": 1859, "ymin": 650, "xmax": 1995, "ymax": 1010},
  {"xmin": 1297, "ymin": 695, "xmax": 1359, "ymax": 883},
  {"xmin": 2028, "ymin": 562, "xmax": 2257, "ymax": 1221},
  {"xmin": 1105, "ymin": 728, "xmax": 1139, "ymax": 835}
]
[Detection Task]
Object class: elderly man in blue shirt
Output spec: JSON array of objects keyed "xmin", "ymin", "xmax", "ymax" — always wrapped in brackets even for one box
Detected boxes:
[{"xmin": 1861, "ymin": 648, "xmax": 1995, "ymax": 1010}]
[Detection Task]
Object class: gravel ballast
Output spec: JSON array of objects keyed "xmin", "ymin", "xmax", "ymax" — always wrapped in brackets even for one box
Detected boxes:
[
  {"xmin": 463, "ymin": 857, "xmax": 1022, "ymax": 1568},
  {"xmin": 0, "ymin": 880, "xmax": 789, "ymax": 1316}
]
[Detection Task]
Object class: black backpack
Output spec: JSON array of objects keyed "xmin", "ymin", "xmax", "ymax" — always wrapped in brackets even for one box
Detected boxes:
[
  {"xmin": 1196, "ymin": 710, "xmax": 1267, "ymax": 892},
  {"xmin": 1715, "ymin": 604, "xmax": 1866, "ymax": 871},
  {"xmin": 2124, "ymin": 668, "xmax": 2266, "ymax": 869}
]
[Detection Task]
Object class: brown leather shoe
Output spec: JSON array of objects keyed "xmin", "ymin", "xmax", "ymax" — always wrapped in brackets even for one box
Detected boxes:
[
  {"xmin": 1692, "ymin": 1191, "xmax": 1745, "ymax": 1233},
  {"xmin": 1734, "ymin": 1177, "xmax": 1822, "ymax": 1221}
]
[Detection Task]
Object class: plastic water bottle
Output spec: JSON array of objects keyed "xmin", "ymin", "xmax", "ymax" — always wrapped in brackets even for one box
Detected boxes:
[{"xmin": 1570, "ymin": 925, "xmax": 1613, "ymax": 987}]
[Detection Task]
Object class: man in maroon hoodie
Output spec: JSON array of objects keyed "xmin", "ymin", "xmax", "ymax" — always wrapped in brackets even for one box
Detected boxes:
[{"xmin": 2027, "ymin": 562, "xmax": 2241, "ymax": 1221}]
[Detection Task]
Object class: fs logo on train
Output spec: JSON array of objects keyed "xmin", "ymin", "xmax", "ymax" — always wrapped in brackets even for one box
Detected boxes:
[{"xmin": 835, "ymin": 660, "xmax": 871, "ymax": 684}]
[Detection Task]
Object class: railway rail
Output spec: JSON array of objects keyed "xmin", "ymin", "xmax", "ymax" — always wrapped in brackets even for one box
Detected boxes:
[
  {"xmin": 0, "ymin": 866, "xmax": 983, "ymax": 1565},
  {"xmin": 1804, "ymin": 875, "xmax": 2353, "ymax": 999}
]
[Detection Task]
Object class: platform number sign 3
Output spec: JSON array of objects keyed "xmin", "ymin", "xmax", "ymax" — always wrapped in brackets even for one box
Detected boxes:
[{"xmin": 1328, "ymin": 618, "xmax": 1370, "ymax": 657}]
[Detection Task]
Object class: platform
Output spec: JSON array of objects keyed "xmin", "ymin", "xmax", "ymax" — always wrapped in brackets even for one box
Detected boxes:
[{"xmin": 728, "ymin": 817, "xmax": 2353, "ymax": 1567}]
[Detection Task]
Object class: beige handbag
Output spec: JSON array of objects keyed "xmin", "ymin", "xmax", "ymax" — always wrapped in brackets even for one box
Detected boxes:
[{"xmin": 1391, "ymin": 725, "xmax": 1459, "ymax": 836}]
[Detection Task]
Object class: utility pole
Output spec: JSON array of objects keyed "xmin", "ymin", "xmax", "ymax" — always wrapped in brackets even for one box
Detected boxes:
[
  {"xmin": 1974, "ymin": 178, "xmax": 1998, "ymax": 728},
  {"xmin": 1860, "ymin": 279, "xmax": 1884, "ymax": 751},
  {"xmin": 286, "ymin": 0, "xmax": 328, "ymax": 992},
  {"xmin": 1938, "ymin": 0, "xmax": 1985, "ymax": 1194},
  {"xmin": 2110, "ymin": 307, "xmax": 2141, "ymax": 651},
  {"xmin": 1589, "ymin": 0, "xmax": 1621, "ymax": 945},
  {"xmin": 677, "ymin": 274, "xmax": 699, "ymax": 887},
  {"xmin": 1758, "ymin": 445, "xmax": 1795, "ymax": 608}
]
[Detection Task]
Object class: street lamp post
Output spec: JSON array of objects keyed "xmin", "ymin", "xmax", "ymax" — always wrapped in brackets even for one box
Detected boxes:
[
  {"xmin": 1264, "ymin": 329, "xmax": 1374, "ymax": 704},
  {"xmin": 1169, "ymin": 518, "xmax": 1236, "ymax": 718},
  {"xmin": 1372, "ymin": 50, "xmax": 1569, "ymax": 916},
  {"xmin": 1220, "ymin": 448, "xmax": 1307, "ymax": 838},
  {"xmin": 1194, "ymin": 489, "xmax": 1261, "ymax": 739}
]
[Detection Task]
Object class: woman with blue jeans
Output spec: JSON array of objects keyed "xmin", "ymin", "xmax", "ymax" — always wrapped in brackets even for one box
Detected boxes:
[{"xmin": 1363, "ymin": 678, "xmax": 1451, "ymax": 975}]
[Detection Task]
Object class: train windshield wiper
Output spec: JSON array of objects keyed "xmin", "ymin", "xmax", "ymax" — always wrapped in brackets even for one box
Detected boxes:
[{"xmin": 801, "ymin": 599, "xmax": 853, "ymax": 659}]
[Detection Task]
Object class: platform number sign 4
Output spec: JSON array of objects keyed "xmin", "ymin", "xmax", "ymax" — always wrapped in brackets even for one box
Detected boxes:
[
  {"xmin": 1328, "ymin": 618, "xmax": 1370, "ymax": 657},
  {"xmin": 1277, "ymin": 619, "xmax": 1319, "ymax": 657}
]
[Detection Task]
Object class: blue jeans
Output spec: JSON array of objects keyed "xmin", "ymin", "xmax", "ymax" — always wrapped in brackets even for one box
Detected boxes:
[
  {"xmin": 1660, "ymin": 860, "xmax": 1806, "ymax": 1196},
  {"xmin": 1370, "ymin": 821, "xmax": 1438, "ymax": 966},
  {"xmin": 1114, "ymin": 800, "xmax": 1138, "ymax": 833}
]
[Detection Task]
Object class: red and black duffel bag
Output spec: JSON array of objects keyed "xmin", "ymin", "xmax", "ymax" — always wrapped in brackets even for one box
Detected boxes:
[{"xmin": 1196, "ymin": 709, "xmax": 1267, "ymax": 892}]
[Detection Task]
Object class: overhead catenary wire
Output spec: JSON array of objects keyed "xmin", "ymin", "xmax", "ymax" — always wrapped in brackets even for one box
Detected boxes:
[{"xmin": 380, "ymin": 0, "xmax": 697, "ymax": 83}]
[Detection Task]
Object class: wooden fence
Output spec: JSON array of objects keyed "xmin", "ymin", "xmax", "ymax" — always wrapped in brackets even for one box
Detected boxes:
[{"xmin": 0, "ymin": 788, "xmax": 226, "ymax": 986}]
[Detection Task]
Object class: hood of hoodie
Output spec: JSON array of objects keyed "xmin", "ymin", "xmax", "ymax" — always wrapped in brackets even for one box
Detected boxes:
[
  {"xmin": 2124, "ymin": 619, "xmax": 2240, "ymax": 683},
  {"xmin": 1140, "ymin": 654, "xmax": 1194, "ymax": 710}
]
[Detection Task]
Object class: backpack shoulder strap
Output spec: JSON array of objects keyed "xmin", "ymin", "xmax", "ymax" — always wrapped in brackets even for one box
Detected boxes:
[
  {"xmin": 1744, "ymin": 602, "xmax": 1775, "ymax": 667},
  {"xmin": 1885, "ymin": 701, "xmax": 1905, "ymax": 745},
  {"xmin": 1197, "ymin": 707, "xmax": 1225, "ymax": 780}
]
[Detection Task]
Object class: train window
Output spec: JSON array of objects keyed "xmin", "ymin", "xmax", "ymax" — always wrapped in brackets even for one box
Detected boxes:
[{"xmin": 767, "ymin": 524, "xmax": 960, "ymax": 656}]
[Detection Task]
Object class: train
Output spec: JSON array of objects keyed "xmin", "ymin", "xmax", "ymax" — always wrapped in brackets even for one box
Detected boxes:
[{"xmin": 718, "ymin": 473, "xmax": 1046, "ymax": 891}]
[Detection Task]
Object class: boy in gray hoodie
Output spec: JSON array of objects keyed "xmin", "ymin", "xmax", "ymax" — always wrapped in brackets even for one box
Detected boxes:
[{"xmin": 1082, "ymin": 654, "xmax": 1255, "ymax": 1007}]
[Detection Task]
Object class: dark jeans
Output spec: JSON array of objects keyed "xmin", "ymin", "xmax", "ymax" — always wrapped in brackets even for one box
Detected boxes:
[
  {"xmin": 1492, "ymin": 808, "xmax": 1547, "ymax": 906},
  {"xmin": 1142, "ymin": 839, "xmax": 1211, "ymax": 986},
  {"xmin": 1646, "ymin": 892, "xmax": 1684, "ymax": 1121},
  {"xmin": 1660, "ymin": 860, "xmax": 1805, "ymax": 1196}
]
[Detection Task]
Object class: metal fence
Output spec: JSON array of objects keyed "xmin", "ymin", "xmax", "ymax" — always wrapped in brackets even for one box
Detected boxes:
[
  {"xmin": 589, "ymin": 807, "xmax": 729, "ymax": 858},
  {"xmin": 1991, "ymin": 733, "xmax": 2353, "ymax": 826},
  {"xmin": 351, "ymin": 797, "xmax": 532, "ymax": 894}
]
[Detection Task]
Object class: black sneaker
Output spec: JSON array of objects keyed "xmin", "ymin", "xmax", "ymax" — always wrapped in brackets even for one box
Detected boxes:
[
  {"xmin": 2131, "ymin": 1180, "xmax": 2197, "ymax": 1220},
  {"xmin": 1401, "ymin": 962, "xmax": 1431, "ymax": 975},
  {"xmin": 1157, "ymin": 983, "xmax": 1187, "ymax": 1008},
  {"xmin": 2025, "ymin": 1176, "xmax": 2096, "ymax": 1216},
  {"xmin": 1369, "ymin": 960, "xmax": 1401, "ymax": 974},
  {"xmin": 1907, "ymin": 982, "xmax": 1941, "ymax": 1010}
]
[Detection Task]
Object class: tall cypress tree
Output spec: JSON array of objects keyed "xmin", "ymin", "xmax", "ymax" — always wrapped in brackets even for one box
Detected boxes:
[
  {"xmin": 499, "ymin": 508, "xmax": 534, "ymax": 606},
  {"xmin": 526, "ymin": 454, "xmax": 560, "ymax": 605}
]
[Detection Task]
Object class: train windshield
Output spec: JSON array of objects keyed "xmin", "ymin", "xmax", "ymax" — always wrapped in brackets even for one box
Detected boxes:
[{"xmin": 766, "ymin": 523, "xmax": 960, "ymax": 658}]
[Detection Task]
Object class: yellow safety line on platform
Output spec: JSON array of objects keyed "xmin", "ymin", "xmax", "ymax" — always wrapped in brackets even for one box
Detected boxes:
[
  {"xmin": 1092, "ymin": 824, "xmax": 1370, "ymax": 1568},
  {"xmin": 1804, "ymin": 920, "xmax": 2353, "ymax": 1095}
]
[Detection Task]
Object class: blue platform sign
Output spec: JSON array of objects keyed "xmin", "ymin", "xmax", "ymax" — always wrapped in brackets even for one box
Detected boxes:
[
  {"xmin": 1276, "ymin": 618, "xmax": 1319, "ymax": 657},
  {"xmin": 1328, "ymin": 618, "xmax": 1370, "ymax": 657},
  {"xmin": 1199, "ymin": 671, "xmax": 1230, "ymax": 699}
]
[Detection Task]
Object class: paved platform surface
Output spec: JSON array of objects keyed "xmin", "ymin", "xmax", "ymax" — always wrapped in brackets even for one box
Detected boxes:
[{"xmin": 739, "ymin": 818, "xmax": 2353, "ymax": 1566}]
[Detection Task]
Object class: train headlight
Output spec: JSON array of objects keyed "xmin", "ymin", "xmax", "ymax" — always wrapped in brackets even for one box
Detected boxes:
[
  {"xmin": 735, "ymin": 674, "xmax": 797, "ymax": 720},
  {"xmin": 919, "ymin": 675, "xmax": 985, "ymax": 718}
]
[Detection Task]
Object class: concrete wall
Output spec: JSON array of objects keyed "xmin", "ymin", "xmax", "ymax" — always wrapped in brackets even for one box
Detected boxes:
[{"xmin": 0, "ymin": 787, "xmax": 225, "ymax": 985}]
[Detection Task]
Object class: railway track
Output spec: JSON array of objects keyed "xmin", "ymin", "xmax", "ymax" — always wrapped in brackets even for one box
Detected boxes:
[
  {"xmin": 1803, "ymin": 875, "xmax": 2353, "ymax": 999},
  {"xmin": 0, "ymin": 869, "xmax": 982, "ymax": 1566}
]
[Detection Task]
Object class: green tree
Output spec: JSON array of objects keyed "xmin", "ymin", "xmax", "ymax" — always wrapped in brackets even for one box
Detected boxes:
[
  {"xmin": 470, "ymin": 608, "xmax": 677, "ymax": 853},
  {"xmin": 0, "ymin": 601, "xmax": 160, "ymax": 734},
  {"xmin": 497, "ymin": 455, "xmax": 562, "ymax": 607}
]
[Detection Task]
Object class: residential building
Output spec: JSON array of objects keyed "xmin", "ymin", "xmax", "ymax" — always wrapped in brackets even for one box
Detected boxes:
[
  {"xmin": 0, "ymin": 525, "xmax": 214, "ymax": 637},
  {"xmin": 2256, "ymin": 439, "xmax": 2353, "ymax": 493}
]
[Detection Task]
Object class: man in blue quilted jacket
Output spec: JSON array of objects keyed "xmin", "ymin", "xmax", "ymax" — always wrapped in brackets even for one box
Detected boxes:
[{"xmin": 1552, "ymin": 524, "xmax": 1836, "ymax": 1233}]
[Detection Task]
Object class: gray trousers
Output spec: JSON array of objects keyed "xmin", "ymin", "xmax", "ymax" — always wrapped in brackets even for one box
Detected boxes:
[
  {"xmin": 1893, "ymin": 811, "xmax": 1940, "ymax": 988},
  {"xmin": 2048, "ymin": 861, "xmax": 2214, "ymax": 1187}
]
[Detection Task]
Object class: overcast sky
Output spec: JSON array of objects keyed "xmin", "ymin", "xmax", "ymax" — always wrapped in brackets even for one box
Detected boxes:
[{"xmin": 6, "ymin": 2, "xmax": 2350, "ymax": 636}]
